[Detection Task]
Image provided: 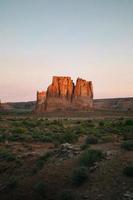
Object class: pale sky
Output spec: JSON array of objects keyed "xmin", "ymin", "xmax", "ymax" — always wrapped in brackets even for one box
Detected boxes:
[{"xmin": 0, "ymin": 0, "xmax": 133, "ymax": 102}]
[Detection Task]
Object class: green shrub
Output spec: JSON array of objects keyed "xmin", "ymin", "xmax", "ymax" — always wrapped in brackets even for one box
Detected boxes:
[
  {"xmin": 36, "ymin": 152, "xmax": 52, "ymax": 169},
  {"xmin": 23, "ymin": 120, "xmax": 37, "ymax": 127},
  {"xmin": 100, "ymin": 135, "xmax": 114, "ymax": 143},
  {"xmin": 0, "ymin": 148, "xmax": 16, "ymax": 161},
  {"xmin": 8, "ymin": 132, "xmax": 32, "ymax": 142},
  {"xmin": 123, "ymin": 132, "xmax": 133, "ymax": 140},
  {"xmin": 71, "ymin": 166, "xmax": 88, "ymax": 186},
  {"xmin": 124, "ymin": 119, "xmax": 133, "ymax": 126},
  {"xmin": 61, "ymin": 131, "xmax": 78, "ymax": 143},
  {"xmin": 121, "ymin": 140, "xmax": 133, "ymax": 151},
  {"xmin": 33, "ymin": 181, "xmax": 47, "ymax": 197},
  {"xmin": 99, "ymin": 121, "xmax": 104, "ymax": 127},
  {"xmin": 80, "ymin": 143, "xmax": 90, "ymax": 150},
  {"xmin": 42, "ymin": 135, "xmax": 53, "ymax": 142},
  {"xmin": 7, "ymin": 177, "xmax": 18, "ymax": 189},
  {"xmin": 11, "ymin": 127, "xmax": 27, "ymax": 134},
  {"xmin": 59, "ymin": 190, "xmax": 76, "ymax": 200},
  {"xmin": 0, "ymin": 134, "xmax": 6, "ymax": 142},
  {"xmin": 85, "ymin": 136, "xmax": 98, "ymax": 144},
  {"xmin": 79, "ymin": 149, "xmax": 103, "ymax": 167},
  {"xmin": 123, "ymin": 166, "xmax": 133, "ymax": 177}
]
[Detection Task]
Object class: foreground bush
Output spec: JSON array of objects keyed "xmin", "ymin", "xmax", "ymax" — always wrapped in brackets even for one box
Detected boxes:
[
  {"xmin": 121, "ymin": 140, "xmax": 133, "ymax": 151},
  {"xmin": 36, "ymin": 152, "xmax": 52, "ymax": 169},
  {"xmin": 71, "ymin": 166, "xmax": 88, "ymax": 186},
  {"xmin": 123, "ymin": 166, "xmax": 133, "ymax": 177},
  {"xmin": 0, "ymin": 148, "xmax": 16, "ymax": 161},
  {"xmin": 124, "ymin": 119, "xmax": 133, "ymax": 126},
  {"xmin": 33, "ymin": 181, "xmax": 47, "ymax": 197},
  {"xmin": 79, "ymin": 149, "xmax": 103, "ymax": 167},
  {"xmin": 123, "ymin": 132, "xmax": 133, "ymax": 140},
  {"xmin": 59, "ymin": 190, "xmax": 76, "ymax": 200},
  {"xmin": 85, "ymin": 135, "xmax": 98, "ymax": 144}
]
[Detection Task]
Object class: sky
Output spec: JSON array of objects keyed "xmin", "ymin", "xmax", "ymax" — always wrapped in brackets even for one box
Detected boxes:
[{"xmin": 0, "ymin": 0, "xmax": 133, "ymax": 102}]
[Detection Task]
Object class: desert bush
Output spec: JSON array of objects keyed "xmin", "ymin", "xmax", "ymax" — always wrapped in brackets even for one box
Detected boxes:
[
  {"xmin": 99, "ymin": 121, "xmax": 104, "ymax": 127},
  {"xmin": 23, "ymin": 120, "xmax": 37, "ymax": 127},
  {"xmin": 121, "ymin": 140, "xmax": 133, "ymax": 151},
  {"xmin": 79, "ymin": 149, "xmax": 103, "ymax": 167},
  {"xmin": 11, "ymin": 127, "xmax": 27, "ymax": 134},
  {"xmin": 33, "ymin": 181, "xmax": 47, "ymax": 197},
  {"xmin": 123, "ymin": 132, "xmax": 133, "ymax": 140},
  {"xmin": 0, "ymin": 134, "xmax": 6, "ymax": 142},
  {"xmin": 0, "ymin": 148, "xmax": 16, "ymax": 161},
  {"xmin": 124, "ymin": 119, "xmax": 133, "ymax": 126},
  {"xmin": 42, "ymin": 135, "xmax": 53, "ymax": 142},
  {"xmin": 7, "ymin": 177, "xmax": 19, "ymax": 189},
  {"xmin": 61, "ymin": 131, "xmax": 78, "ymax": 143},
  {"xmin": 59, "ymin": 190, "xmax": 76, "ymax": 200},
  {"xmin": 36, "ymin": 152, "xmax": 52, "ymax": 169},
  {"xmin": 85, "ymin": 135, "xmax": 98, "ymax": 144},
  {"xmin": 80, "ymin": 143, "xmax": 90, "ymax": 150},
  {"xmin": 123, "ymin": 166, "xmax": 133, "ymax": 177},
  {"xmin": 8, "ymin": 132, "xmax": 32, "ymax": 142},
  {"xmin": 71, "ymin": 166, "xmax": 88, "ymax": 186},
  {"xmin": 100, "ymin": 135, "xmax": 114, "ymax": 143},
  {"xmin": 11, "ymin": 121, "xmax": 23, "ymax": 127}
]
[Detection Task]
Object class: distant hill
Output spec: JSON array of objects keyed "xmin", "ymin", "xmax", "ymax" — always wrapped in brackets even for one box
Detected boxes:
[
  {"xmin": 0, "ymin": 97, "xmax": 133, "ymax": 112},
  {"xmin": 94, "ymin": 97, "xmax": 133, "ymax": 111},
  {"xmin": 0, "ymin": 101, "xmax": 35, "ymax": 112}
]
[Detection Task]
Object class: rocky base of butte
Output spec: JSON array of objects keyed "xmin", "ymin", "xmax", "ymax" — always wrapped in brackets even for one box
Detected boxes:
[{"xmin": 35, "ymin": 76, "xmax": 93, "ymax": 113}]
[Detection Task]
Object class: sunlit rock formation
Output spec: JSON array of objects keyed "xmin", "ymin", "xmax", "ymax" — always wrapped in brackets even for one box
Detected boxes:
[{"xmin": 35, "ymin": 76, "xmax": 93, "ymax": 113}]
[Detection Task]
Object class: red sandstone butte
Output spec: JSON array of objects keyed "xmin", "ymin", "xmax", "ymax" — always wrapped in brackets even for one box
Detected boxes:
[
  {"xmin": 35, "ymin": 91, "xmax": 46, "ymax": 113},
  {"xmin": 35, "ymin": 76, "xmax": 93, "ymax": 113}
]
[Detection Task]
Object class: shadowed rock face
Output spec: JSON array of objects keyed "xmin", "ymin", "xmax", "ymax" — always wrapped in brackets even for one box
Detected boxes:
[
  {"xmin": 35, "ymin": 91, "xmax": 46, "ymax": 113},
  {"xmin": 35, "ymin": 76, "xmax": 93, "ymax": 112}
]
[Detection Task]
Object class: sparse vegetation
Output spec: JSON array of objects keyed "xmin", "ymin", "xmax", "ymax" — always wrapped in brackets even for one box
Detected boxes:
[{"xmin": 0, "ymin": 115, "xmax": 133, "ymax": 200}]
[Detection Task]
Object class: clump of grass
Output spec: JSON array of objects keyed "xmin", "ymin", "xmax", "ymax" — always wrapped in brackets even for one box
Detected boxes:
[
  {"xmin": 123, "ymin": 166, "xmax": 133, "ymax": 177},
  {"xmin": 59, "ymin": 190, "xmax": 76, "ymax": 200},
  {"xmin": 121, "ymin": 140, "xmax": 133, "ymax": 151},
  {"xmin": 79, "ymin": 149, "xmax": 103, "ymax": 167},
  {"xmin": 71, "ymin": 166, "xmax": 88, "ymax": 186},
  {"xmin": 0, "ymin": 148, "xmax": 16, "ymax": 161}
]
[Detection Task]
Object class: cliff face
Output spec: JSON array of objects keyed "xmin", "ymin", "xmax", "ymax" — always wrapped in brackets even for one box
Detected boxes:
[
  {"xmin": 47, "ymin": 76, "xmax": 74, "ymax": 99},
  {"xmin": 35, "ymin": 91, "xmax": 46, "ymax": 113},
  {"xmin": 73, "ymin": 78, "xmax": 93, "ymax": 108},
  {"xmin": 35, "ymin": 76, "xmax": 93, "ymax": 112}
]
